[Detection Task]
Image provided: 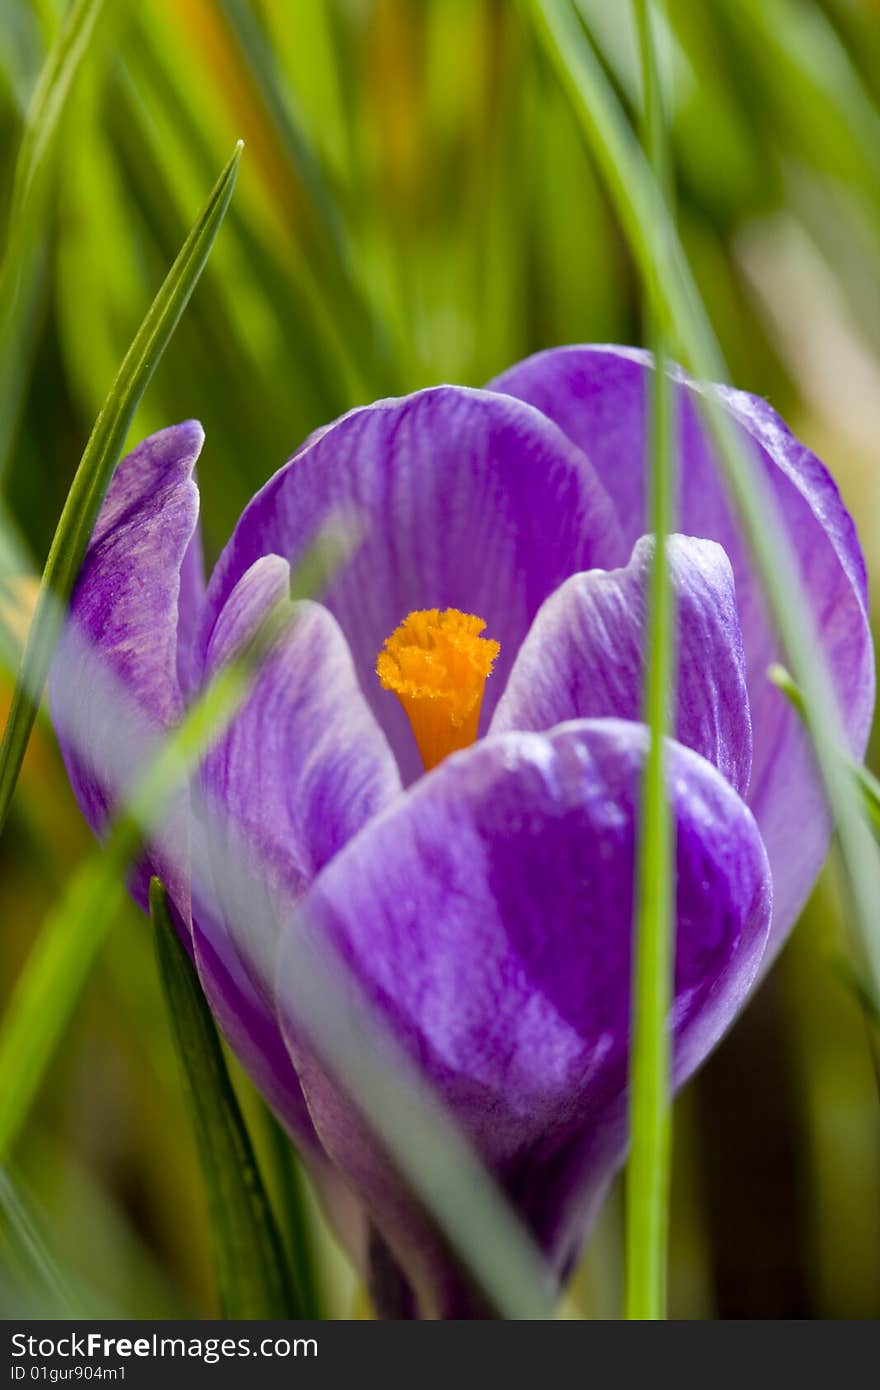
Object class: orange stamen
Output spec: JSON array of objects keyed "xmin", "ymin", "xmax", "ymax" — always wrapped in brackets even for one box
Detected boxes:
[{"xmin": 376, "ymin": 608, "xmax": 500, "ymax": 771}]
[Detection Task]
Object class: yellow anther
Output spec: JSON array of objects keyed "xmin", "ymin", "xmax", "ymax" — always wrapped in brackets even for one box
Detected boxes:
[{"xmin": 376, "ymin": 608, "xmax": 500, "ymax": 771}]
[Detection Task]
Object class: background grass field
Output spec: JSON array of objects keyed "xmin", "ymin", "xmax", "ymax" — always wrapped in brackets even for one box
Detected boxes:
[{"xmin": 1, "ymin": 0, "xmax": 878, "ymax": 1318}]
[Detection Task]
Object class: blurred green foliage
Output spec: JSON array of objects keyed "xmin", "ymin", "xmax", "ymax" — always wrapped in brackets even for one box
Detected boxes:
[{"xmin": 1, "ymin": 0, "xmax": 878, "ymax": 1318}]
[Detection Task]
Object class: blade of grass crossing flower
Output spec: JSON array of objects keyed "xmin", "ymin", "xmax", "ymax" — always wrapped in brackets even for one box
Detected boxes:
[
  {"xmin": 0, "ymin": 538, "xmax": 343, "ymax": 1163},
  {"xmin": 150, "ymin": 879, "xmax": 299, "ymax": 1318},
  {"xmin": 0, "ymin": 572, "xmax": 563, "ymax": 1319},
  {"xmin": 277, "ymin": 907, "xmax": 560, "ymax": 1320},
  {"xmin": 527, "ymin": 0, "xmax": 880, "ymax": 1008},
  {"xmin": 0, "ymin": 141, "xmax": 242, "ymax": 839},
  {"xmin": 766, "ymin": 662, "xmax": 880, "ymax": 1085},
  {"xmin": 856, "ymin": 768, "xmax": 880, "ymax": 842},
  {"xmin": 768, "ymin": 665, "xmax": 880, "ymax": 846},
  {"xmin": 626, "ymin": 0, "xmax": 674, "ymax": 1323}
]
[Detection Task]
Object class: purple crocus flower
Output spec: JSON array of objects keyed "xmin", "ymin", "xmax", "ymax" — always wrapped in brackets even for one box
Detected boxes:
[{"xmin": 49, "ymin": 345, "xmax": 874, "ymax": 1318}]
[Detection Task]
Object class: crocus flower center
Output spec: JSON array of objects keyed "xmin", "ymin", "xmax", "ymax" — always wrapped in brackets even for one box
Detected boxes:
[{"xmin": 376, "ymin": 608, "xmax": 500, "ymax": 771}]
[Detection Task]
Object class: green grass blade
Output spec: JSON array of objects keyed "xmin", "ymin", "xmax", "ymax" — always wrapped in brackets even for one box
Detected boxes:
[
  {"xmin": 626, "ymin": 0, "xmax": 674, "ymax": 1323},
  {"xmin": 216, "ymin": 0, "xmax": 400, "ymax": 396},
  {"xmin": 528, "ymin": 0, "xmax": 880, "ymax": 1002},
  {"xmin": 0, "ymin": 1169, "xmax": 98, "ymax": 1318},
  {"xmin": 4, "ymin": 0, "xmax": 106, "ymax": 238},
  {"xmin": 856, "ymin": 767, "xmax": 880, "ymax": 841},
  {"xmin": 767, "ymin": 668, "xmax": 880, "ymax": 1081},
  {"xmin": 216, "ymin": 0, "xmax": 345, "ymax": 257},
  {"xmin": 261, "ymin": 1105, "xmax": 322, "ymax": 1320},
  {"xmin": 769, "ymin": 664, "xmax": 880, "ymax": 842},
  {"xmin": 0, "ymin": 140, "xmax": 242, "ymax": 838},
  {"xmin": 0, "ymin": 850, "xmax": 129, "ymax": 1169},
  {"xmin": 0, "ymin": 0, "xmax": 115, "ymax": 480},
  {"xmin": 150, "ymin": 879, "xmax": 298, "ymax": 1318}
]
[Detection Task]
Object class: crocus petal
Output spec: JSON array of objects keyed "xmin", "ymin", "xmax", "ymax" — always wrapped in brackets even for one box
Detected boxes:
[
  {"xmin": 489, "ymin": 346, "xmax": 874, "ymax": 951},
  {"xmin": 199, "ymin": 387, "xmax": 627, "ymax": 782},
  {"xmin": 192, "ymin": 551, "xmax": 400, "ymax": 1191},
  {"xmin": 491, "ymin": 533, "xmax": 752, "ymax": 797},
  {"xmin": 48, "ymin": 421, "xmax": 204, "ymax": 911},
  {"xmin": 177, "ymin": 520, "xmax": 207, "ymax": 700},
  {"xmin": 198, "ymin": 553, "xmax": 401, "ymax": 998},
  {"xmin": 276, "ymin": 719, "xmax": 771, "ymax": 1316},
  {"xmin": 189, "ymin": 858, "xmax": 368, "ymax": 1251},
  {"xmin": 46, "ymin": 425, "xmax": 328, "ymax": 1166}
]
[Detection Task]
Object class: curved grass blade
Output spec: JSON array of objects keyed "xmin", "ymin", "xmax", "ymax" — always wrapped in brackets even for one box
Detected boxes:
[
  {"xmin": 527, "ymin": 0, "xmax": 880, "ymax": 1003},
  {"xmin": 626, "ymin": 0, "xmax": 674, "ymax": 1323},
  {"xmin": 769, "ymin": 664, "xmax": 880, "ymax": 842},
  {"xmin": 0, "ymin": 140, "xmax": 242, "ymax": 838},
  {"xmin": 769, "ymin": 670, "xmax": 880, "ymax": 1085},
  {"xmin": 150, "ymin": 879, "xmax": 298, "ymax": 1318}
]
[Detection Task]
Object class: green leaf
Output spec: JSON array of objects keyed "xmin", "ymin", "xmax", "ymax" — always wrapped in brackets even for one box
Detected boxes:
[
  {"xmin": 150, "ymin": 879, "xmax": 299, "ymax": 1319},
  {"xmin": 0, "ymin": 139, "xmax": 242, "ymax": 838}
]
